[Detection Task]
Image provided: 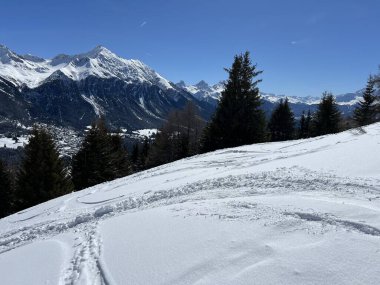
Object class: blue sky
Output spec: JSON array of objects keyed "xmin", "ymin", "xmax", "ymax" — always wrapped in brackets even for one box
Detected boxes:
[{"xmin": 1, "ymin": 0, "xmax": 380, "ymax": 96}]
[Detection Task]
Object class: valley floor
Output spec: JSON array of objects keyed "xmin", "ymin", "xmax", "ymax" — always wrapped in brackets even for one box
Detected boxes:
[{"xmin": 0, "ymin": 124, "xmax": 380, "ymax": 284}]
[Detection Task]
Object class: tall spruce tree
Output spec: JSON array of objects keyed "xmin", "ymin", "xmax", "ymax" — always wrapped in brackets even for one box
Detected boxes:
[
  {"xmin": 354, "ymin": 76, "xmax": 377, "ymax": 126},
  {"xmin": 15, "ymin": 127, "xmax": 73, "ymax": 210},
  {"xmin": 201, "ymin": 52, "xmax": 265, "ymax": 152},
  {"xmin": 268, "ymin": 98, "xmax": 295, "ymax": 141},
  {"xmin": 72, "ymin": 118, "xmax": 130, "ymax": 190},
  {"xmin": 313, "ymin": 92, "xmax": 341, "ymax": 136},
  {"xmin": 0, "ymin": 160, "xmax": 13, "ymax": 218}
]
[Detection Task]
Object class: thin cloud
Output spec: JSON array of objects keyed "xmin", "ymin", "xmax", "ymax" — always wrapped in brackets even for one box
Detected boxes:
[
  {"xmin": 307, "ymin": 13, "xmax": 326, "ymax": 25},
  {"xmin": 140, "ymin": 21, "xmax": 147, "ymax": 28},
  {"xmin": 290, "ymin": 38, "xmax": 310, "ymax": 46}
]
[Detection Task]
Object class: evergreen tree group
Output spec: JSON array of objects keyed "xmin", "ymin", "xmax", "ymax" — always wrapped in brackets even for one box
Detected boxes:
[
  {"xmin": 72, "ymin": 118, "xmax": 130, "ymax": 190},
  {"xmin": 0, "ymin": 160, "xmax": 13, "ymax": 218},
  {"xmin": 298, "ymin": 110, "xmax": 312, "ymax": 139},
  {"xmin": 312, "ymin": 92, "xmax": 341, "ymax": 136},
  {"xmin": 268, "ymin": 98, "xmax": 295, "ymax": 141},
  {"xmin": 130, "ymin": 137, "xmax": 150, "ymax": 172},
  {"xmin": 201, "ymin": 52, "xmax": 265, "ymax": 152},
  {"xmin": 354, "ymin": 76, "xmax": 377, "ymax": 126},
  {"xmin": 14, "ymin": 127, "xmax": 73, "ymax": 210}
]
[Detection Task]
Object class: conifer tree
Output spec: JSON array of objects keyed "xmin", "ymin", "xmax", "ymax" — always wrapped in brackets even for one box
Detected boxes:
[
  {"xmin": 299, "ymin": 111, "xmax": 307, "ymax": 139},
  {"xmin": 305, "ymin": 110, "xmax": 312, "ymax": 136},
  {"xmin": 201, "ymin": 52, "xmax": 265, "ymax": 152},
  {"xmin": 15, "ymin": 127, "xmax": 73, "ymax": 210},
  {"xmin": 72, "ymin": 118, "xmax": 130, "ymax": 190},
  {"xmin": 0, "ymin": 160, "xmax": 13, "ymax": 218},
  {"xmin": 109, "ymin": 134, "xmax": 130, "ymax": 178},
  {"xmin": 299, "ymin": 110, "xmax": 312, "ymax": 139},
  {"xmin": 131, "ymin": 143, "xmax": 140, "ymax": 166},
  {"xmin": 268, "ymin": 98, "xmax": 295, "ymax": 141},
  {"xmin": 354, "ymin": 76, "xmax": 377, "ymax": 126},
  {"xmin": 313, "ymin": 92, "xmax": 341, "ymax": 136},
  {"xmin": 141, "ymin": 137, "xmax": 150, "ymax": 161}
]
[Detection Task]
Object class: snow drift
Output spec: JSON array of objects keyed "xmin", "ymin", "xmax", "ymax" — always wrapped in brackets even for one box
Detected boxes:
[{"xmin": 1, "ymin": 124, "xmax": 380, "ymax": 284}]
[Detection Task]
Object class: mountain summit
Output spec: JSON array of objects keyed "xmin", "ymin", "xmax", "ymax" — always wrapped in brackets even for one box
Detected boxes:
[
  {"xmin": 0, "ymin": 45, "xmax": 214, "ymax": 131},
  {"xmin": 0, "ymin": 45, "xmax": 173, "ymax": 90}
]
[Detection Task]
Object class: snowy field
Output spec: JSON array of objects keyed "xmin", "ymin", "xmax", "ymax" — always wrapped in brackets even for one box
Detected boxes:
[
  {"xmin": 1, "ymin": 124, "xmax": 380, "ymax": 284},
  {"xmin": 0, "ymin": 136, "xmax": 28, "ymax": 149}
]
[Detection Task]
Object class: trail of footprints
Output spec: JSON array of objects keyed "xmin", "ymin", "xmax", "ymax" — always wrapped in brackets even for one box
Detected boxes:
[
  {"xmin": 60, "ymin": 222, "xmax": 112, "ymax": 285},
  {"xmin": 0, "ymin": 166, "xmax": 379, "ymax": 283}
]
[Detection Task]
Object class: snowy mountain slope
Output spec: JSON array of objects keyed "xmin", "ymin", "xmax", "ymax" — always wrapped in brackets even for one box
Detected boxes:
[
  {"xmin": 0, "ymin": 45, "xmax": 173, "ymax": 90},
  {"xmin": 0, "ymin": 45, "xmax": 214, "ymax": 131},
  {"xmin": 1, "ymin": 123, "xmax": 380, "ymax": 284}
]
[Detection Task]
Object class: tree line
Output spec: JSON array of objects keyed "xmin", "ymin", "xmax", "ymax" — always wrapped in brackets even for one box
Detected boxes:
[{"xmin": 0, "ymin": 52, "xmax": 379, "ymax": 218}]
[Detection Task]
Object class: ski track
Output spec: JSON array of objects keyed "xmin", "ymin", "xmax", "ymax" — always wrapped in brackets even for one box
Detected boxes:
[
  {"xmin": 1, "ymin": 125, "xmax": 380, "ymax": 284},
  {"xmin": 60, "ymin": 222, "xmax": 114, "ymax": 285},
  {"xmin": 1, "ymin": 167, "xmax": 379, "ymax": 256}
]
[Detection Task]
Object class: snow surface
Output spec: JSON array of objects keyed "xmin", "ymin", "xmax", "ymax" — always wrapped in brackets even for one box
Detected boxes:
[
  {"xmin": 1, "ymin": 124, "xmax": 380, "ymax": 284},
  {"xmin": 0, "ymin": 136, "xmax": 28, "ymax": 149},
  {"xmin": 132, "ymin": 128, "xmax": 158, "ymax": 138},
  {"xmin": 0, "ymin": 45, "xmax": 173, "ymax": 90}
]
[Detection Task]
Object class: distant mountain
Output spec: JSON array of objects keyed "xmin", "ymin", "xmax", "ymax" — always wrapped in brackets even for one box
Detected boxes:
[
  {"xmin": 176, "ymin": 81, "xmax": 375, "ymax": 117},
  {"xmin": 0, "ymin": 45, "xmax": 213, "ymax": 131},
  {"xmin": 177, "ymin": 80, "xmax": 224, "ymax": 106},
  {"xmin": 0, "ymin": 44, "xmax": 376, "ymax": 134}
]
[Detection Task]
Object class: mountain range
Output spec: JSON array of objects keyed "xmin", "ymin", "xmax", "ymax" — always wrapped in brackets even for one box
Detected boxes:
[
  {"xmin": 175, "ymin": 80, "xmax": 371, "ymax": 118},
  {"xmin": 0, "ymin": 44, "xmax": 372, "ymax": 133},
  {"xmin": 0, "ymin": 45, "xmax": 212, "ymax": 132}
]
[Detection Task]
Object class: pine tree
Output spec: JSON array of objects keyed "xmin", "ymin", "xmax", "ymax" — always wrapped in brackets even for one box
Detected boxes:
[
  {"xmin": 299, "ymin": 111, "xmax": 306, "ymax": 139},
  {"xmin": 15, "ymin": 127, "xmax": 73, "ymax": 210},
  {"xmin": 72, "ymin": 118, "xmax": 130, "ymax": 190},
  {"xmin": 313, "ymin": 92, "xmax": 341, "ymax": 136},
  {"xmin": 354, "ymin": 76, "xmax": 377, "ymax": 126},
  {"xmin": 130, "ymin": 142, "xmax": 140, "ymax": 169},
  {"xmin": 0, "ymin": 160, "xmax": 13, "ymax": 218},
  {"xmin": 108, "ymin": 134, "xmax": 130, "ymax": 178},
  {"xmin": 201, "ymin": 52, "xmax": 265, "ymax": 152},
  {"xmin": 268, "ymin": 98, "xmax": 295, "ymax": 141},
  {"xmin": 298, "ymin": 110, "xmax": 312, "ymax": 139},
  {"xmin": 305, "ymin": 110, "xmax": 312, "ymax": 136},
  {"xmin": 141, "ymin": 137, "xmax": 150, "ymax": 160}
]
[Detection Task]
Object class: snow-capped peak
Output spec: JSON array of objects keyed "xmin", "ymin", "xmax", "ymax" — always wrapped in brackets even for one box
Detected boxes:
[
  {"xmin": 86, "ymin": 45, "xmax": 113, "ymax": 57},
  {"xmin": 176, "ymin": 80, "xmax": 187, "ymax": 88},
  {"xmin": 179, "ymin": 80, "xmax": 371, "ymax": 107},
  {"xmin": 195, "ymin": 80, "xmax": 210, "ymax": 90},
  {"xmin": 176, "ymin": 80, "xmax": 223, "ymax": 104},
  {"xmin": 0, "ymin": 44, "xmax": 22, "ymax": 64},
  {"xmin": 0, "ymin": 45, "xmax": 174, "ymax": 90}
]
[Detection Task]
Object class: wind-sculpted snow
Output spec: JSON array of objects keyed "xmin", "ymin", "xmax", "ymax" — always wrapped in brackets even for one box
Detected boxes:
[{"xmin": 1, "ymin": 124, "xmax": 380, "ymax": 284}]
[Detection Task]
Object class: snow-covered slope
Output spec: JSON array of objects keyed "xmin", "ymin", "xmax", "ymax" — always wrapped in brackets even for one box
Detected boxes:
[
  {"xmin": 0, "ymin": 45, "xmax": 173, "ymax": 89},
  {"xmin": 1, "ymin": 124, "xmax": 380, "ymax": 284}
]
